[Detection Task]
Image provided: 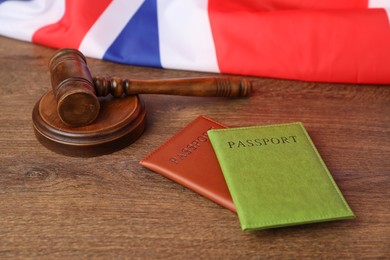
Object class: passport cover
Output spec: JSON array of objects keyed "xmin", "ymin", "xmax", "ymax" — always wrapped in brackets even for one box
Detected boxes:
[
  {"xmin": 208, "ymin": 122, "xmax": 355, "ymax": 231},
  {"xmin": 140, "ymin": 115, "xmax": 235, "ymax": 212}
]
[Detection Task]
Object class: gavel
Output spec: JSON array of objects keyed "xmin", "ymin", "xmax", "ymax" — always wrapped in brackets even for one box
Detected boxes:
[{"xmin": 49, "ymin": 48, "xmax": 251, "ymax": 127}]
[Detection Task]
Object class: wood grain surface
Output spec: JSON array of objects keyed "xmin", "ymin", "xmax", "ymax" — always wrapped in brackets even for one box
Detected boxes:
[{"xmin": 0, "ymin": 36, "xmax": 389, "ymax": 259}]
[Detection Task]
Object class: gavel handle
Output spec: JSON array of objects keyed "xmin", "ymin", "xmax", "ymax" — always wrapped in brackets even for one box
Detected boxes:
[{"xmin": 93, "ymin": 76, "xmax": 251, "ymax": 98}]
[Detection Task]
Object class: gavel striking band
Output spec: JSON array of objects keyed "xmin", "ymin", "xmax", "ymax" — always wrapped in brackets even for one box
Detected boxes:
[{"xmin": 49, "ymin": 48, "xmax": 252, "ymax": 127}]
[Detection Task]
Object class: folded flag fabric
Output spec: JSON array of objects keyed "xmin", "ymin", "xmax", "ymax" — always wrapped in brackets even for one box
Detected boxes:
[{"xmin": 0, "ymin": 0, "xmax": 389, "ymax": 84}]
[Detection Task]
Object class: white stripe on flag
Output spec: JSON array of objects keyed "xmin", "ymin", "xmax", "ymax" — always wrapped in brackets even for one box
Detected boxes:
[
  {"xmin": 157, "ymin": 0, "xmax": 219, "ymax": 72},
  {"xmin": 0, "ymin": 0, "xmax": 64, "ymax": 41},
  {"xmin": 369, "ymin": 0, "xmax": 390, "ymax": 8},
  {"xmin": 79, "ymin": 0, "xmax": 145, "ymax": 59}
]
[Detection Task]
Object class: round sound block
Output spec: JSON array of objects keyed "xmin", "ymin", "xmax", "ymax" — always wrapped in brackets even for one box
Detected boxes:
[{"xmin": 32, "ymin": 91, "xmax": 147, "ymax": 157}]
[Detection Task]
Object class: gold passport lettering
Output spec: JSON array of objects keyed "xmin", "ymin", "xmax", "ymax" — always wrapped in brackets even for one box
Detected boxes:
[{"xmin": 227, "ymin": 136, "xmax": 297, "ymax": 149}]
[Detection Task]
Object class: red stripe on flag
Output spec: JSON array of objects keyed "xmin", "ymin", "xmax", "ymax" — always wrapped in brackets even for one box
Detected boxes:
[
  {"xmin": 209, "ymin": 0, "xmax": 369, "ymax": 12},
  {"xmin": 209, "ymin": 1, "xmax": 390, "ymax": 84},
  {"xmin": 32, "ymin": 0, "xmax": 112, "ymax": 49}
]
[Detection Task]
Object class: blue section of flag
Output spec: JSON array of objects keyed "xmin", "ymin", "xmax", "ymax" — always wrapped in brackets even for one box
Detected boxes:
[{"xmin": 103, "ymin": 0, "xmax": 161, "ymax": 68}]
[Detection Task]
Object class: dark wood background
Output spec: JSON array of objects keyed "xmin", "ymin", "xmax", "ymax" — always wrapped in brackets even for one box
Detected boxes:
[{"xmin": 1, "ymin": 36, "xmax": 389, "ymax": 259}]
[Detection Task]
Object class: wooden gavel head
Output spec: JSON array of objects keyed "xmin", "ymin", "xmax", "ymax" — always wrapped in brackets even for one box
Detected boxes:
[{"xmin": 49, "ymin": 48, "xmax": 100, "ymax": 127}]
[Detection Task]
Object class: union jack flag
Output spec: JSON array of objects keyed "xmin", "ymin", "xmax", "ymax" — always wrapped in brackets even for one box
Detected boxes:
[{"xmin": 1, "ymin": 0, "xmax": 389, "ymax": 84}]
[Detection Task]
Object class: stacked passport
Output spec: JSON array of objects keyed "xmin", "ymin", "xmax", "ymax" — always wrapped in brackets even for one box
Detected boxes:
[
  {"xmin": 140, "ymin": 116, "xmax": 235, "ymax": 212},
  {"xmin": 140, "ymin": 116, "xmax": 355, "ymax": 231}
]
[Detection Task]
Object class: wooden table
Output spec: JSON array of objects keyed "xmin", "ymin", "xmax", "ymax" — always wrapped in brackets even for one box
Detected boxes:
[{"xmin": 0, "ymin": 36, "xmax": 389, "ymax": 259}]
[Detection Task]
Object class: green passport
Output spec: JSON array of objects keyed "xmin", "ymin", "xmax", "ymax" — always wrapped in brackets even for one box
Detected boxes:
[{"xmin": 208, "ymin": 122, "xmax": 355, "ymax": 231}]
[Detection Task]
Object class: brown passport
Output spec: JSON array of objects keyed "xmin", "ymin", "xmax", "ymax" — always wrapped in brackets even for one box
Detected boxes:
[{"xmin": 140, "ymin": 115, "xmax": 235, "ymax": 212}]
